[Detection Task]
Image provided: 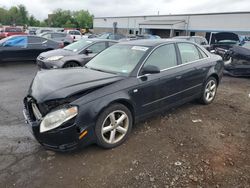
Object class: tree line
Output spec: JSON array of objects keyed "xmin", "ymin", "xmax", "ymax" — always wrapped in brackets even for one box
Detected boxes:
[{"xmin": 0, "ymin": 4, "xmax": 94, "ymax": 28}]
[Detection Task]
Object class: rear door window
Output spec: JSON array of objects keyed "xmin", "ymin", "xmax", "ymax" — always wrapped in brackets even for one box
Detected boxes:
[
  {"xmin": 197, "ymin": 47, "xmax": 208, "ymax": 58},
  {"xmin": 3, "ymin": 36, "xmax": 27, "ymax": 47},
  {"xmin": 28, "ymin": 36, "xmax": 43, "ymax": 44},
  {"xmin": 177, "ymin": 43, "xmax": 200, "ymax": 63}
]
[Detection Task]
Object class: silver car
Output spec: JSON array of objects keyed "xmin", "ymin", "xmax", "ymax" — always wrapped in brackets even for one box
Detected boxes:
[{"xmin": 40, "ymin": 32, "xmax": 74, "ymax": 46}]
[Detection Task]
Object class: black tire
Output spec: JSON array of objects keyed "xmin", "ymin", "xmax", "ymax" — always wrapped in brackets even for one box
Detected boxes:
[
  {"xmin": 63, "ymin": 61, "xmax": 80, "ymax": 68},
  {"xmin": 198, "ymin": 77, "xmax": 218, "ymax": 105},
  {"xmin": 95, "ymin": 103, "xmax": 133, "ymax": 149}
]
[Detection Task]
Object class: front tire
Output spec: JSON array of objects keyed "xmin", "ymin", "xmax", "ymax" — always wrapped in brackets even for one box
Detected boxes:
[
  {"xmin": 199, "ymin": 77, "xmax": 217, "ymax": 105},
  {"xmin": 95, "ymin": 103, "xmax": 133, "ymax": 149}
]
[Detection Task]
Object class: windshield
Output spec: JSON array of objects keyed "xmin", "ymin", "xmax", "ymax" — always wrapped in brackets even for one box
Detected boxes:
[
  {"xmin": 5, "ymin": 27, "xmax": 22, "ymax": 32},
  {"xmin": 0, "ymin": 36, "xmax": 13, "ymax": 44},
  {"xmin": 242, "ymin": 42, "xmax": 250, "ymax": 49},
  {"xmin": 86, "ymin": 44, "xmax": 149, "ymax": 75},
  {"xmin": 99, "ymin": 33, "xmax": 110, "ymax": 39},
  {"xmin": 64, "ymin": 39, "xmax": 93, "ymax": 52}
]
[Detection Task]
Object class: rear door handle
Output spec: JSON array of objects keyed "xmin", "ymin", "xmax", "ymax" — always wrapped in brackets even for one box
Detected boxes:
[{"xmin": 176, "ymin": 75, "xmax": 182, "ymax": 79}]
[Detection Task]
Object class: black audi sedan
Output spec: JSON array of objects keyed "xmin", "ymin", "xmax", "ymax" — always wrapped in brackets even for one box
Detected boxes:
[
  {"xmin": 0, "ymin": 35, "xmax": 62, "ymax": 63},
  {"xmin": 23, "ymin": 39, "xmax": 224, "ymax": 151},
  {"xmin": 36, "ymin": 38, "xmax": 117, "ymax": 69}
]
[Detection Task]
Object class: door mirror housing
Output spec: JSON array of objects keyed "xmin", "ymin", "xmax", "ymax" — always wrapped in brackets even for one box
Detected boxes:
[
  {"xmin": 85, "ymin": 48, "xmax": 93, "ymax": 54},
  {"xmin": 141, "ymin": 65, "xmax": 160, "ymax": 75}
]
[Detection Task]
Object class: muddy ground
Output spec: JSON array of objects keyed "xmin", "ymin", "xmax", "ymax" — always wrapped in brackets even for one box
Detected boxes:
[{"xmin": 0, "ymin": 62, "xmax": 249, "ymax": 188}]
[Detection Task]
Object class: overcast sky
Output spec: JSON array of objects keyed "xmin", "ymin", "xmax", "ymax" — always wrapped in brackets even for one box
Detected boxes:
[{"xmin": 0, "ymin": 0, "xmax": 249, "ymax": 20}]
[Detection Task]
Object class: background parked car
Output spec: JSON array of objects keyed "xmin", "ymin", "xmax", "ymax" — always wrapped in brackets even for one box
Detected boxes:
[
  {"xmin": 120, "ymin": 34, "xmax": 161, "ymax": 42},
  {"xmin": 136, "ymin": 34, "xmax": 161, "ymax": 39},
  {"xmin": 223, "ymin": 41, "xmax": 250, "ymax": 77},
  {"xmin": 36, "ymin": 29, "xmax": 53, "ymax": 35},
  {"xmin": 0, "ymin": 27, "xmax": 26, "ymax": 39},
  {"xmin": 173, "ymin": 36, "xmax": 210, "ymax": 49},
  {"xmin": 0, "ymin": 35, "xmax": 62, "ymax": 63},
  {"xmin": 24, "ymin": 39, "xmax": 223, "ymax": 151},
  {"xmin": 25, "ymin": 29, "xmax": 37, "ymax": 35},
  {"xmin": 82, "ymin": 33, "xmax": 98, "ymax": 39},
  {"xmin": 65, "ymin": 30, "xmax": 82, "ymax": 42},
  {"xmin": 98, "ymin": 32, "xmax": 125, "ymax": 40},
  {"xmin": 210, "ymin": 32, "xmax": 240, "ymax": 50},
  {"xmin": 37, "ymin": 38, "xmax": 117, "ymax": 69},
  {"xmin": 40, "ymin": 32, "xmax": 73, "ymax": 46}
]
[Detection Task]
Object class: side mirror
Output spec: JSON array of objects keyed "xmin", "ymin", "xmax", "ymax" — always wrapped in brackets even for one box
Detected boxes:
[
  {"xmin": 141, "ymin": 65, "xmax": 160, "ymax": 75},
  {"xmin": 85, "ymin": 48, "xmax": 93, "ymax": 54}
]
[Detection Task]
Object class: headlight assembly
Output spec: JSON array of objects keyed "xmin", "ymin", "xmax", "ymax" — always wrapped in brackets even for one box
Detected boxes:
[
  {"xmin": 46, "ymin": 56, "xmax": 64, "ymax": 61},
  {"xmin": 40, "ymin": 106, "xmax": 78, "ymax": 133}
]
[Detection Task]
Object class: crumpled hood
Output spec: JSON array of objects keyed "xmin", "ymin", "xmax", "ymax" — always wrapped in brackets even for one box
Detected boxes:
[
  {"xmin": 29, "ymin": 68, "xmax": 123, "ymax": 103},
  {"xmin": 214, "ymin": 32, "xmax": 239, "ymax": 42},
  {"xmin": 39, "ymin": 49, "xmax": 76, "ymax": 58}
]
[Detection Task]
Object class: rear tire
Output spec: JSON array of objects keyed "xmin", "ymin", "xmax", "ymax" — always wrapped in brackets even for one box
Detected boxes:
[
  {"xmin": 198, "ymin": 77, "xmax": 217, "ymax": 105},
  {"xmin": 63, "ymin": 62, "xmax": 80, "ymax": 68},
  {"xmin": 95, "ymin": 103, "xmax": 133, "ymax": 149}
]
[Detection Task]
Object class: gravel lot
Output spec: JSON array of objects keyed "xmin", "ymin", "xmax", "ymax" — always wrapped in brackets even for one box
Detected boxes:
[{"xmin": 0, "ymin": 62, "xmax": 249, "ymax": 188}]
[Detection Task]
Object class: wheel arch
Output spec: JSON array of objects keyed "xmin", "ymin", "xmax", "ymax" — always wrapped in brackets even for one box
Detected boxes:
[
  {"xmin": 208, "ymin": 73, "xmax": 219, "ymax": 85},
  {"xmin": 95, "ymin": 98, "xmax": 135, "ymax": 125},
  {"xmin": 63, "ymin": 60, "xmax": 81, "ymax": 67}
]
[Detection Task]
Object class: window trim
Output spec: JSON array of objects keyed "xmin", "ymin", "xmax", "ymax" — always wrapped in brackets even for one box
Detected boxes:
[{"xmin": 137, "ymin": 42, "xmax": 211, "ymax": 78}]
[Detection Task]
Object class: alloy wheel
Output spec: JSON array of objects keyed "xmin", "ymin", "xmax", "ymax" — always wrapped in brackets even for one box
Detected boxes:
[
  {"xmin": 101, "ymin": 110, "xmax": 129, "ymax": 144},
  {"xmin": 204, "ymin": 80, "xmax": 217, "ymax": 102}
]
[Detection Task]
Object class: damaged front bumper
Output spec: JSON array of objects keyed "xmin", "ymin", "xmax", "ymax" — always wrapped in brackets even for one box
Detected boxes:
[{"xmin": 23, "ymin": 107, "xmax": 94, "ymax": 152}]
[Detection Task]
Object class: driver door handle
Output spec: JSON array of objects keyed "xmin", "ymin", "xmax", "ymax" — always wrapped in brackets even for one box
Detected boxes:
[{"xmin": 176, "ymin": 75, "xmax": 182, "ymax": 79}]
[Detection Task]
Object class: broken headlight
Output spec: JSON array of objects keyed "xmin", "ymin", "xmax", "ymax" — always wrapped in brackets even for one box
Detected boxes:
[{"xmin": 40, "ymin": 106, "xmax": 78, "ymax": 133}]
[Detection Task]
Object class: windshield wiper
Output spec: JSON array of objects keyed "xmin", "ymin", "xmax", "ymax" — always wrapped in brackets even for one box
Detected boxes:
[{"xmin": 86, "ymin": 66, "xmax": 116, "ymax": 74}]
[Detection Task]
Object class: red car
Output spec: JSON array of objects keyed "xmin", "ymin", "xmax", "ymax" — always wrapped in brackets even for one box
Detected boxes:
[{"xmin": 0, "ymin": 27, "xmax": 26, "ymax": 39}]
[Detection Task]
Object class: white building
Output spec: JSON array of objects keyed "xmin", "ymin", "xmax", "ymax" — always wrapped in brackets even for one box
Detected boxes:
[{"xmin": 94, "ymin": 11, "xmax": 250, "ymax": 42}]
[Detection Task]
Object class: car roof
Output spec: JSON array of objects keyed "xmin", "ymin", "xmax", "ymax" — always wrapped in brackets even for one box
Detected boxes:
[
  {"xmin": 82, "ymin": 38, "xmax": 118, "ymax": 43},
  {"xmin": 119, "ymin": 39, "xmax": 190, "ymax": 47}
]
